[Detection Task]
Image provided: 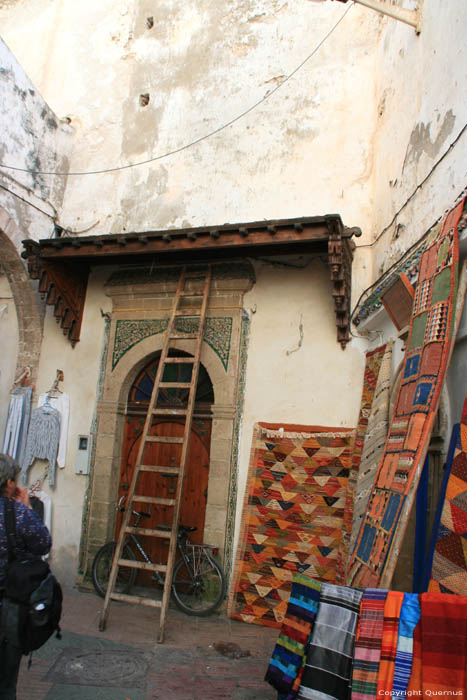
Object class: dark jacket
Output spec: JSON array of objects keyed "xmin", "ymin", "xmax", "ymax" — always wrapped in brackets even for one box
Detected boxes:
[{"xmin": 0, "ymin": 497, "xmax": 51, "ymax": 595}]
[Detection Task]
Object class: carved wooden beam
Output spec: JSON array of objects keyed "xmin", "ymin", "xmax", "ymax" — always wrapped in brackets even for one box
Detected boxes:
[
  {"xmin": 27, "ymin": 252, "xmax": 88, "ymax": 347},
  {"xmin": 22, "ymin": 216, "xmax": 361, "ymax": 348},
  {"xmin": 327, "ymin": 220, "xmax": 356, "ymax": 349}
]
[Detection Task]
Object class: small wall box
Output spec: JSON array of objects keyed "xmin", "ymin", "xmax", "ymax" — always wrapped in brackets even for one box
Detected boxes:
[{"xmin": 75, "ymin": 434, "xmax": 92, "ymax": 475}]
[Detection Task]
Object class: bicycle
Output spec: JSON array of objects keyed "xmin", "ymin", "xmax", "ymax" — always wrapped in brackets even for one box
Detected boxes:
[{"xmin": 91, "ymin": 499, "xmax": 226, "ymax": 616}]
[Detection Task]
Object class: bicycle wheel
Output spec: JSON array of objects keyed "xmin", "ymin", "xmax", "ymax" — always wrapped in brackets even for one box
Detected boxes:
[
  {"xmin": 171, "ymin": 551, "xmax": 225, "ymax": 616},
  {"xmin": 91, "ymin": 541, "xmax": 137, "ymax": 598}
]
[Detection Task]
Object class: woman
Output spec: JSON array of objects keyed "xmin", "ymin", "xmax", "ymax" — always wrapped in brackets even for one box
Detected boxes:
[{"xmin": 0, "ymin": 453, "xmax": 51, "ymax": 699}]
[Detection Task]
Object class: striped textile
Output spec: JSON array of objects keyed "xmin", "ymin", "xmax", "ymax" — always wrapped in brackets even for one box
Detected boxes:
[
  {"xmin": 392, "ymin": 593, "xmax": 420, "ymax": 696},
  {"xmin": 340, "ymin": 345, "xmax": 387, "ymax": 578},
  {"xmin": 407, "ymin": 592, "xmax": 467, "ymax": 694},
  {"xmin": 376, "ymin": 591, "xmax": 404, "ymax": 694},
  {"xmin": 351, "ymin": 588, "xmax": 388, "ymax": 700},
  {"xmin": 265, "ymin": 576, "xmax": 322, "ymax": 700},
  {"xmin": 297, "ymin": 583, "xmax": 362, "ymax": 700},
  {"xmin": 349, "ymin": 341, "xmax": 393, "ymax": 558}
]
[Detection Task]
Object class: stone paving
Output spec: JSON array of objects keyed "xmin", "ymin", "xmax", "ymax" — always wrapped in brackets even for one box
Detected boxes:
[{"xmin": 16, "ymin": 587, "xmax": 279, "ymax": 700}]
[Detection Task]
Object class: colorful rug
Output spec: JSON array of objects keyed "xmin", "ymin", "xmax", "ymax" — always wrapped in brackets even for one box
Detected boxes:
[
  {"xmin": 228, "ymin": 423, "xmax": 354, "ymax": 627},
  {"xmin": 347, "ymin": 197, "xmax": 465, "ymax": 588},
  {"xmin": 340, "ymin": 344, "xmax": 387, "ymax": 578},
  {"xmin": 349, "ymin": 340, "xmax": 394, "ymax": 559},
  {"xmin": 427, "ymin": 392, "xmax": 467, "ymax": 594}
]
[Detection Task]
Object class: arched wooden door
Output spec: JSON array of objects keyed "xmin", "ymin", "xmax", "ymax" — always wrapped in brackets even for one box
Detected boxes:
[{"xmin": 116, "ymin": 351, "xmax": 214, "ymax": 586}]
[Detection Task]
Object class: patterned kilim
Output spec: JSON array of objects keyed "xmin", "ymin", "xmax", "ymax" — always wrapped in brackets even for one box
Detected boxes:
[
  {"xmin": 349, "ymin": 340, "xmax": 394, "ymax": 558},
  {"xmin": 228, "ymin": 423, "xmax": 354, "ymax": 627},
  {"xmin": 427, "ymin": 392, "xmax": 467, "ymax": 594},
  {"xmin": 340, "ymin": 345, "xmax": 387, "ymax": 579},
  {"xmin": 347, "ymin": 197, "xmax": 465, "ymax": 588}
]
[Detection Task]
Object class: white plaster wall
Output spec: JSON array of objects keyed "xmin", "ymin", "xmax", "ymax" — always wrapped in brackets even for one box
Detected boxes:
[
  {"xmin": 0, "ymin": 37, "xmax": 73, "ymax": 247},
  {"xmin": 0, "ymin": 1, "xmax": 378, "ymax": 272},
  {"xmin": 24, "ymin": 268, "xmax": 110, "ymax": 587},
  {"xmin": 235, "ymin": 257, "xmax": 365, "ymax": 547},
  {"xmin": 0, "ymin": 272, "xmax": 19, "ymax": 442},
  {"xmin": 369, "ymin": 0, "xmax": 467, "ymax": 274}
]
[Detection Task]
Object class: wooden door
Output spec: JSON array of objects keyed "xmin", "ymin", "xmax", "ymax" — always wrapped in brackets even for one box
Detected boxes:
[{"xmin": 116, "ymin": 415, "xmax": 211, "ymax": 586}]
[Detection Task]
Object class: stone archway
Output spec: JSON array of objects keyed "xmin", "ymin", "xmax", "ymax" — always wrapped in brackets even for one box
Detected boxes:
[{"xmin": 0, "ymin": 208, "xmax": 43, "ymax": 385}]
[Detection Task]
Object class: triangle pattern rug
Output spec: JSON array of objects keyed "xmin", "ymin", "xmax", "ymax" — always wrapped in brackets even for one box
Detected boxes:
[{"xmin": 228, "ymin": 422, "xmax": 354, "ymax": 627}]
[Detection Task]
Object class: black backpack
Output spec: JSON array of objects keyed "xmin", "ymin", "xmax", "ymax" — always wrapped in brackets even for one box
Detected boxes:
[{"xmin": 1, "ymin": 498, "xmax": 62, "ymax": 655}]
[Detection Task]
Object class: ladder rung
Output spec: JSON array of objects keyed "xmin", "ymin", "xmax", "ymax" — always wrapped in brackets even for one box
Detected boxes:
[
  {"xmin": 169, "ymin": 333, "xmax": 199, "ymax": 340},
  {"xmin": 139, "ymin": 465, "xmax": 179, "ymax": 474},
  {"xmin": 164, "ymin": 357, "xmax": 195, "ymax": 364},
  {"xmin": 118, "ymin": 559, "xmax": 167, "ymax": 573},
  {"xmin": 152, "ymin": 408, "xmax": 187, "ymax": 416},
  {"xmin": 145, "ymin": 435, "xmax": 184, "ymax": 444},
  {"xmin": 159, "ymin": 382, "xmax": 192, "ymax": 389},
  {"xmin": 110, "ymin": 592, "xmax": 162, "ymax": 608},
  {"xmin": 180, "ymin": 290, "xmax": 203, "ymax": 297},
  {"xmin": 132, "ymin": 495, "xmax": 176, "ymax": 506},
  {"xmin": 175, "ymin": 308, "xmax": 201, "ymax": 316},
  {"xmin": 125, "ymin": 526, "xmax": 173, "ymax": 537}
]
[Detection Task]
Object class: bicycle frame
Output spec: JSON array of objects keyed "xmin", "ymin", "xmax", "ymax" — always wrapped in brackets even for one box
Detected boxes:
[{"xmin": 123, "ymin": 510, "xmax": 210, "ymax": 588}]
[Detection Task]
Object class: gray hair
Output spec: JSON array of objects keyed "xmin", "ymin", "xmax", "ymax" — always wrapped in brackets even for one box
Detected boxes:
[{"xmin": 0, "ymin": 453, "xmax": 21, "ymax": 495}]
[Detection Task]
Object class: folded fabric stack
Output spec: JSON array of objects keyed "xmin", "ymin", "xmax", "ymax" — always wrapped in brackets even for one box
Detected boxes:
[{"xmin": 265, "ymin": 575, "xmax": 467, "ymax": 700}]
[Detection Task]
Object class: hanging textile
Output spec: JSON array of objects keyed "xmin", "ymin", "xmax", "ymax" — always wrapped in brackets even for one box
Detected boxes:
[
  {"xmin": 347, "ymin": 197, "xmax": 465, "ymax": 588},
  {"xmin": 21, "ymin": 404, "xmax": 61, "ymax": 488},
  {"xmin": 392, "ymin": 593, "xmax": 420, "ymax": 696},
  {"xmin": 297, "ymin": 583, "xmax": 362, "ymax": 700},
  {"xmin": 426, "ymin": 392, "xmax": 467, "ymax": 594},
  {"xmin": 348, "ymin": 341, "xmax": 393, "ymax": 560},
  {"xmin": 228, "ymin": 423, "xmax": 354, "ymax": 627},
  {"xmin": 376, "ymin": 591, "xmax": 404, "ymax": 694},
  {"xmin": 265, "ymin": 575, "xmax": 322, "ymax": 700},
  {"xmin": 2, "ymin": 385, "xmax": 32, "ymax": 463},
  {"xmin": 38, "ymin": 392, "xmax": 70, "ymax": 469},
  {"xmin": 407, "ymin": 593, "xmax": 467, "ymax": 694},
  {"xmin": 351, "ymin": 588, "xmax": 388, "ymax": 700},
  {"xmin": 340, "ymin": 344, "xmax": 387, "ymax": 578}
]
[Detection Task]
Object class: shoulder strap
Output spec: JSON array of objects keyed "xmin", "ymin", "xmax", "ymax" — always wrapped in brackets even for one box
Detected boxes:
[{"xmin": 3, "ymin": 497, "xmax": 17, "ymax": 563}]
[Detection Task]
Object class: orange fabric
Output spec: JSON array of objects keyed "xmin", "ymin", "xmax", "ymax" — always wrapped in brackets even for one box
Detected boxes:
[{"xmin": 376, "ymin": 591, "xmax": 404, "ymax": 694}]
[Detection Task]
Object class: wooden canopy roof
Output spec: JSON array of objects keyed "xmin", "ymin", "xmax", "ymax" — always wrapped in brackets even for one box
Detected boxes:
[{"xmin": 21, "ymin": 214, "xmax": 361, "ymax": 348}]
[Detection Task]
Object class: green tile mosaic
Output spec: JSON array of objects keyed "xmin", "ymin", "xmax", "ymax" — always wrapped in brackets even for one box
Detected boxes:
[{"xmin": 112, "ymin": 317, "xmax": 233, "ymax": 372}]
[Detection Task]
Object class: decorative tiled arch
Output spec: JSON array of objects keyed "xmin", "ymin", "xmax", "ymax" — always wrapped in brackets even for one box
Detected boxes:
[{"xmin": 112, "ymin": 317, "xmax": 233, "ymax": 371}]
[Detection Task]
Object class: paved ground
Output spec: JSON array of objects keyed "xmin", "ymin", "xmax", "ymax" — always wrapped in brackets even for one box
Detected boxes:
[{"xmin": 17, "ymin": 587, "xmax": 279, "ymax": 699}]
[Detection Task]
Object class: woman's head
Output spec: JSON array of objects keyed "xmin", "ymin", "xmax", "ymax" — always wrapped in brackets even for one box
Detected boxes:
[{"xmin": 0, "ymin": 453, "xmax": 21, "ymax": 496}]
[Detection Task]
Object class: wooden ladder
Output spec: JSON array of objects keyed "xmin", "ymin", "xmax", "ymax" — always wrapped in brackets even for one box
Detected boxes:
[{"xmin": 99, "ymin": 264, "xmax": 212, "ymax": 643}]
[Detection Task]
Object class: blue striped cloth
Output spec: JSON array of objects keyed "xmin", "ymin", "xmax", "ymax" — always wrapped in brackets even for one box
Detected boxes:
[{"xmin": 392, "ymin": 593, "xmax": 420, "ymax": 695}]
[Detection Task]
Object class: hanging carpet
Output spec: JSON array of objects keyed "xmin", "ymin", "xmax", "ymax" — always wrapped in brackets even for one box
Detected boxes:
[
  {"xmin": 228, "ymin": 422, "xmax": 354, "ymax": 627},
  {"xmin": 347, "ymin": 196, "xmax": 465, "ymax": 588},
  {"xmin": 340, "ymin": 344, "xmax": 387, "ymax": 579},
  {"xmin": 426, "ymin": 391, "xmax": 467, "ymax": 594},
  {"xmin": 348, "ymin": 340, "xmax": 393, "ymax": 560}
]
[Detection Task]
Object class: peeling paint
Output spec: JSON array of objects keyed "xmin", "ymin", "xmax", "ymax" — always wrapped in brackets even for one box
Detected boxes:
[{"xmin": 403, "ymin": 110, "xmax": 456, "ymax": 171}]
